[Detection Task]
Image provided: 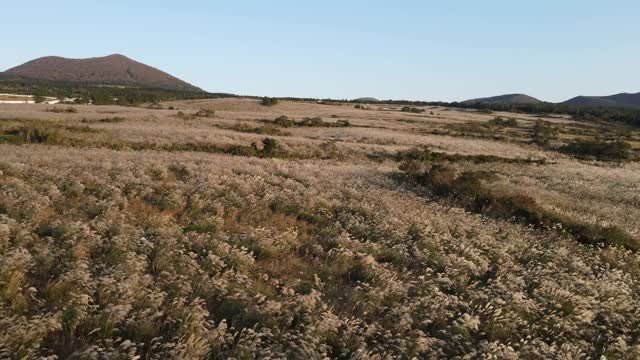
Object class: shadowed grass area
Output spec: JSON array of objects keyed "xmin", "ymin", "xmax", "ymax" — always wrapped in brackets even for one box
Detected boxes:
[
  {"xmin": 216, "ymin": 123, "xmax": 290, "ymax": 136},
  {"xmin": 399, "ymin": 156, "xmax": 639, "ymax": 251},
  {"xmin": 560, "ymin": 139, "xmax": 633, "ymax": 161},
  {"xmin": 266, "ymin": 115, "xmax": 350, "ymax": 128},
  {"xmin": 369, "ymin": 146, "xmax": 547, "ymax": 164},
  {"xmin": 0, "ymin": 120, "xmax": 346, "ymax": 160}
]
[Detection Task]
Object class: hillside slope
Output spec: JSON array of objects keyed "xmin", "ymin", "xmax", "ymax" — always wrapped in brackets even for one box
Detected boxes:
[
  {"xmin": 4, "ymin": 54, "xmax": 201, "ymax": 92},
  {"xmin": 563, "ymin": 92, "xmax": 640, "ymax": 108},
  {"xmin": 463, "ymin": 93, "xmax": 542, "ymax": 105}
]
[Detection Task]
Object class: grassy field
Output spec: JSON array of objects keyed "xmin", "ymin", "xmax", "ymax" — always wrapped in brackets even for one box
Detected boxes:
[{"xmin": 0, "ymin": 99, "xmax": 639, "ymax": 358}]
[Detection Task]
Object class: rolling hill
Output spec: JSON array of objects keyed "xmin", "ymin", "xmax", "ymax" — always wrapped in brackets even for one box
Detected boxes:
[
  {"xmin": 462, "ymin": 93, "xmax": 542, "ymax": 105},
  {"xmin": 353, "ymin": 97, "xmax": 380, "ymax": 103},
  {"xmin": 3, "ymin": 54, "xmax": 201, "ymax": 92},
  {"xmin": 562, "ymin": 92, "xmax": 640, "ymax": 109},
  {"xmin": 464, "ymin": 92, "xmax": 640, "ymax": 109}
]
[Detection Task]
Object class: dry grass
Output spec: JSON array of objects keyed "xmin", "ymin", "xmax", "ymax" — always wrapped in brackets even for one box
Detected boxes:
[{"xmin": 0, "ymin": 98, "xmax": 639, "ymax": 358}]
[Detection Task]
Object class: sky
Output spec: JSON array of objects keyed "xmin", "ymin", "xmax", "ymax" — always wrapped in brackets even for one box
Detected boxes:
[{"xmin": 3, "ymin": 0, "xmax": 639, "ymax": 102}]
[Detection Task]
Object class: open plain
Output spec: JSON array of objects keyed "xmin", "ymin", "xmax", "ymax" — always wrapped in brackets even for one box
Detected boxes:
[{"xmin": 1, "ymin": 99, "xmax": 639, "ymax": 358}]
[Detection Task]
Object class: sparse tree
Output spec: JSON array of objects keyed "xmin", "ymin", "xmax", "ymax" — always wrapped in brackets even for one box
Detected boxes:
[{"xmin": 532, "ymin": 119, "xmax": 558, "ymax": 145}]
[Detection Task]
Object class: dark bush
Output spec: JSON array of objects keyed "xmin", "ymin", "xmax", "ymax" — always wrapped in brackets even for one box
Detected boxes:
[
  {"xmin": 424, "ymin": 165, "xmax": 457, "ymax": 195},
  {"xmin": 487, "ymin": 116, "xmax": 518, "ymax": 127},
  {"xmin": 261, "ymin": 137, "xmax": 280, "ymax": 156},
  {"xmin": 261, "ymin": 97, "xmax": 279, "ymax": 106},
  {"xmin": 401, "ymin": 106, "xmax": 426, "ymax": 113},
  {"xmin": 532, "ymin": 120, "xmax": 558, "ymax": 145},
  {"xmin": 98, "ymin": 117, "xmax": 125, "ymax": 123},
  {"xmin": 35, "ymin": 223, "xmax": 66, "ymax": 240},
  {"xmin": 225, "ymin": 123, "xmax": 288, "ymax": 136},
  {"xmin": 397, "ymin": 147, "xmax": 447, "ymax": 163},
  {"xmin": 294, "ymin": 281, "xmax": 314, "ymax": 295},
  {"xmin": 274, "ymin": 115, "xmax": 295, "ymax": 127},
  {"xmin": 336, "ymin": 119, "xmax": 351, "ymax": 127},
  {"xmin": 272, "ymin": 116, "xmax": 350, "ymax": 128},
  {"xmin": 33, "ymin": 92, "xmax": 46, "ymax": 104},
  {"xmin": 559, "ymin": 140, "xmax": 632, "ymax": 161},
  {"xmin": 225, "ymin": 144, "xmax": 259, "ymax": 157},
  {"xmin": 299, "ymin": 117, "xmax": 324, "ymax": 127},
  {"xmin": 344, "ymin": 262, "xmax": 375, "ymax": 284},
  {"xmin": 396, "ymin": 147, "xmax": 544, "ymax": 165},
  {"xmin": 47, "ymin": 107, "xmax": 78, "ymax": 114},
  {"xmin": 9, "ymin": 126, "xmax": 55, "ymax": 144}
]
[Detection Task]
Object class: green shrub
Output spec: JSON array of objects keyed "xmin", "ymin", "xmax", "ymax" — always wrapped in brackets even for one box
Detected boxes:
[
  {"xmin": 532, "ymin": 120, "xmax": 558, "ymax": 145},
  {"xmin": 5, "ymin": 126, "xmax": 55, "ymax": 144},
  {"xmin": 298, "ymin": 117, "xmax": 324, "ymax": 127},
  {"xmin": 33, "ymin": 92, "xmax": 46, "ymax": 104},
  {"xmin": 272, "ymin": 116, "xmax": 350, "ymax": 128},
  {"xmin": 424, "ymin": 165, "xmax": 458, "ymax": 196},
  {"xmin": 563, "ymin": 223, "xmax": 639, "ymax": 251},
  {"xmin": 225, "ymin": 123, "xmax": 288, "ymax": 136},
  {"xmin": 401, "ymin": 106, "xmax": 425, "ymax": 113},
  {"xmin": 261, "ymin": 137, "xmax": 280, "ymax": 156},
  {"xmin": 274, "ymin": 115, "xmax": 295, "ymax": 127},
  {"xmin": 294, "ymin": 281, "xmax": 314, "ymax": 295},
  {"xmin": 344, "ymin": 262, "xmax": 375, "ymax": 284},
  {"xmin": 397, "ymin": 147, "xmax": 447, "ymax": 163},
  {"xmin": 261, "ymin": 97, "xmax": 279, "ymax": 106},
  {"xmin": 35, "ymin": 223, "xmax": 66, "ymax": 240},
  {"xmin": 396, "ymin": 147, "xmax": 544, "ymax": 165},
  {"xmin": 209, "ymin": 299, "xmax": 263, "ymax": 330},
  {"xmin": 487, "ymin": 116, "xmax": 518, "ymax": 127},
  {"xmin": 0, "ymin": 133, "xmax": 23, "ymax": 144},
  {"xmin": 98, "ymin": 117, "xmax": 126, "ymax": 123},
  {"xmin": 560, "ymin": 139, "xmax": 632, "ymax": 161}
]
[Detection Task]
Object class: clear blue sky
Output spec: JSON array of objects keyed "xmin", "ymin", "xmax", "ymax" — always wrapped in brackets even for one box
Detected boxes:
[{"xmin": 3, "ymin": 0, "xmax": 639, "ymax": 102}]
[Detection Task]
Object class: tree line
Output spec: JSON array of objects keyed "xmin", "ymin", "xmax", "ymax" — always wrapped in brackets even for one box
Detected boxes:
[{"xmin": 0, "ymin": 77, "xmax": 232, "ymax": 105}]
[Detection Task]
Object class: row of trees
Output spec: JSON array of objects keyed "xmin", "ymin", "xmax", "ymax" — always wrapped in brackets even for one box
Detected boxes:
[{"xmin": 0, "ymin": 78, "xmax": 231, "ymax": 106}]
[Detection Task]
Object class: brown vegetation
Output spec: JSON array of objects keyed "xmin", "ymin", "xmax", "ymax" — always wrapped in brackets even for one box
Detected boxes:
[{"xmin": 0, "ymin": 99, "xmax": 639, "ymax": 358}]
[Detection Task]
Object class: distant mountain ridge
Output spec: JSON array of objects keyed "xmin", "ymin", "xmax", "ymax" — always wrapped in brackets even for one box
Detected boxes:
[
  {"xmin": 463, "ymin": 92, "xmax": 640, "ymax": 109},
  {"xmin": 3, "ymin": 54, "xmax": 201, "ymax": 92},
  {"xmin": 562, "ymin": 92, "xmax": 640, "ymax": 109},
  {"xmin": 463, "ymin": 94, "xmax": 542, "ymax": 105},
  {"xmin": 353, "ymin": 97, "xmax": 379, "ymax": 103}
]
